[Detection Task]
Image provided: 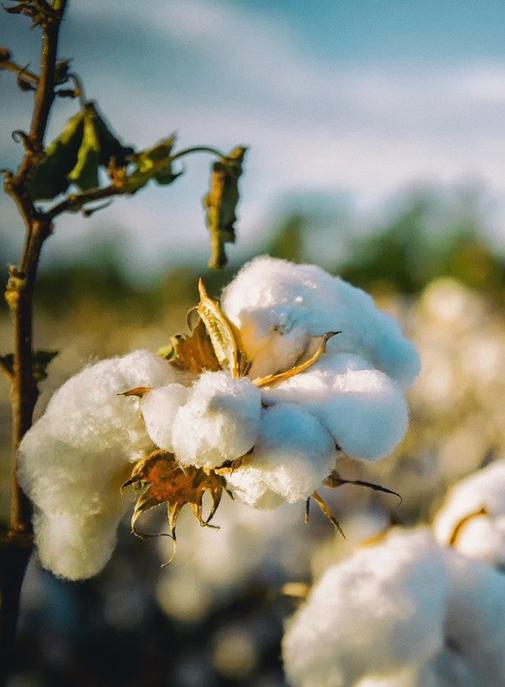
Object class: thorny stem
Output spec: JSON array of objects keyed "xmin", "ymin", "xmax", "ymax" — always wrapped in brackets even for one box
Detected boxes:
[{"xmin": 0, "ymin": 1, "xmax": 66, "ymax": 683}]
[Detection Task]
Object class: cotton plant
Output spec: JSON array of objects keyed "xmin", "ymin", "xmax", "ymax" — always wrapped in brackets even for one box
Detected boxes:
[
  {"xmin": 282, "ymin": 528, "xmax": 505, "ymax": 687},
  {"xmin": 18, "ymin": 256, "xmax": 420, "ymax": 580}
]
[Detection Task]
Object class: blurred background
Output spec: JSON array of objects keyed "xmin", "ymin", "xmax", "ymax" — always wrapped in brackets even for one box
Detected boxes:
[{"xmin": 3, "ymin": 1, "xmax": 505, "ymax": 685}]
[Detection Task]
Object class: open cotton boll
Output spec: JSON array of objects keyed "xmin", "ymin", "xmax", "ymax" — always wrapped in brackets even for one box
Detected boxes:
[
  {"xmin": 263, "ymin": 352, "xmax": 409, "ymax": 461},
  {"xmin": 171, "ymin": 371, "xmax": 261, "ymax": 468},
  {"xmin": 141, "ymin": 383, "xmax": 189, "ymax": 452},
  {"xmin": 282, "ymin": 529, "xmax": 447, "ymax": 687},
  {"xmin": 221, "ymin": 256, "xmax": 420, "ymax": 387},
  {"xmin": 433, "ymin": 459, "xmax": 505, "ymax": 566},
  {"xmin": 226, "ymin": 403, "xmax": 336, "ymax": 509}
]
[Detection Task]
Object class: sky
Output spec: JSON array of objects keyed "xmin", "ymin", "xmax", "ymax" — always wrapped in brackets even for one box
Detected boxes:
[{"xmin": 2, "ymin": 0, "xmax": 505, "ymax": 273}]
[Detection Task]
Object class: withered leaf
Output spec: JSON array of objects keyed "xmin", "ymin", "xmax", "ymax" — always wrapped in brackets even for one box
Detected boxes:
[
  {"xmin": 122, "ymin": 450, "xmax": 226, "ymax": 543},
  {"xmin": 203, "ymin": 146, "xmax": 247, "ymax": 268}
]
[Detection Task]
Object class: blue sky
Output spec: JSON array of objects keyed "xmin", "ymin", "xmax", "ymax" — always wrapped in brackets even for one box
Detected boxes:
[{"xmin": 3, "ymin": 0, "xmax": 505, "ymax": 272}]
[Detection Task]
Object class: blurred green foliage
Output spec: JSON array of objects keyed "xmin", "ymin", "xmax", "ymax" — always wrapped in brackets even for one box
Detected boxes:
[{"xmin": 2, "ymin": 186, "xmax": 505, "ymax": 317}]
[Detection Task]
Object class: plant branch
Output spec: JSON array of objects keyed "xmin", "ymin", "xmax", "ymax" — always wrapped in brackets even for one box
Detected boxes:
[
  {"xmin": 170, "ymin": 145, "xmax": 228, "ymax": 163},
  {"xmin": 46, "ymin": 183, "xmax": 120, "ymax": 219},
  {"xmin": 1, "ymin": 2, "xmax": 67, "ymax": 682},
  {"xmin": 0, "ymin": 56, "xmax": 38, "ymax": 86}
]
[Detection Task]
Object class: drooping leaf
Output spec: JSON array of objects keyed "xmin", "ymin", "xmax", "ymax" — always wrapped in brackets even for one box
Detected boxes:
[
  {"xmin": 28, "ymin": 110, "xmax": 84, "ymax": 200},
  {"xmin": 122, "ymin": 450, "xmax": 226, "ymax": 543},
  {"xmin": 203, "ymin": 146, "xmax": 247, "ymax": 268}
]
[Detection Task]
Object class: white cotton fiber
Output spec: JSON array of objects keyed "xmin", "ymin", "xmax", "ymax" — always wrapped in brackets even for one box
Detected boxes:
[
  {"xmin": 18, "ymin": 350, "xmax": 177, "ymax": 579},
  {"xmin": 171, "ymin": 371, "xmax": 262, "ymax": 468},
  {"xmin": 33, "ymin": 495, "xmax": 126, "ymax": 581},
  {"xmin": 433, "ymin": 459, "xmax": 505, "ymax": 566},
  {"xmin": 282, "ymin": 529, "xmax": 447, "ymax": 687},
  {"xmin": 443, "ymin": 550, "xmax": 505, "ymax": 686},
  {"xmin": 141, "ymin": 383, "xmax": 189, "ymax": 452},
  {"xmin": 222, "ymin": 256, "xmax": 420, "ymax": 387},
  {"xmin": 263, "ymin": 352, "xmax": 409, "ymax": 461},
  {"xmin": 226, "ymin": 402, "xmax": 336, "ymax": 508}
]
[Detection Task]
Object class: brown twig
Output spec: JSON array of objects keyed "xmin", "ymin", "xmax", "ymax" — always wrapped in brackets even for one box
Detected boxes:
[
  {"xmin": 0, "ymin": 1, "xmax": 67, "ymax": 683},
  {"xmin": 0, "ymin": 57, "xmax": 38, "ymax": 87}
]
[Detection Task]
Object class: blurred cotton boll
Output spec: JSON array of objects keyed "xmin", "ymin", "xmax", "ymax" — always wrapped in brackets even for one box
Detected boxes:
[
  {"xmin": 221, "ymin": 256, "xmax": 420, "ymax": 386},
  {"xmin": 282, "ymin": 529, "xmax": 447, "ymax": 687},
  {"xmin": 17, "ymin": 350, "xmax": 176, "ymax": 580},
  {"xmin": 226, "ymin": 402, "xmax": 336, "ymax": 508},
  {"xmin": 283, "ymin": 526, "xmax": 505, "ymax": 687},
  {"xmin": 433, "ymin": 458, "xmax": 505, "ymax": 568},
  {"xmin": 171, "ymin": 371, "xmax": 262, "ymax": 468}
]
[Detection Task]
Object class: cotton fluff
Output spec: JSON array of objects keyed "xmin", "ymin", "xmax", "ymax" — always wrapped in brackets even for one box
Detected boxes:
[
  {"xmin": 263, "ymin": 352, "xmax": 409, "ymax": 461},
  {"xmin": 282, "ymin": 529, "xmax": 448, "ymax": 687},
  {"xmin": 18, "ymin": 350, "xmax": 179, "ymax": 580},
  {"xmin": 433, "ymin": 459, "xmax": 505, "ymax": 567},
  {"xmin": 171, "ymin": 371, "xmax": 262, "ymax": 468},
  {"xmin": 227, "ymin": 403, "xmax": 337, "ymax": 509},
  {"xmin": 222, "ymin": 256, "xmax": 420, "ymax": 387},
  {"xmin": 141, "ymin": 383, "xmax": 190, "ymax": 452}
]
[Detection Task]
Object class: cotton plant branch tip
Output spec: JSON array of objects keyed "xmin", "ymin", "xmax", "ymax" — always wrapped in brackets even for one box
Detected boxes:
[
  {"xmin": 254, "ymin": 331, "xmax": 340, "ymax": 388},
  {"xmin": 324, "ymin": 471, "xmax": 403, "ymax": 504},
  {"xmin": 118, "ymin": 386, "xmax": 153, "ymax": 398},
  {"xmin": 311, "ymin": 490, "xmax": 345, "ymax": 538}
]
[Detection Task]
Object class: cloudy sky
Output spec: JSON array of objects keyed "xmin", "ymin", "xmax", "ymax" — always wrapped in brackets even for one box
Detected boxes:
[{"xmin": 2, "ymin": 0, "xmax": 505, "ymax": 272}]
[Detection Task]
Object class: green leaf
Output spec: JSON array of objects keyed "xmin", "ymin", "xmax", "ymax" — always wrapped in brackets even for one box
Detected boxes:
[
  {"xmin": 67, "ymin": 103, "xmax": 101, "ymax": 191},
  {"xmin": 28, "ymin": 110, "xmax": 84, "ymax": 200},
  {"xmin": 90, "ymin": 102, "xmax": 133, "ymax": 167},
  {"xmin": 203, "ymin": 146, "xmax": 247, "ymax": 269}
]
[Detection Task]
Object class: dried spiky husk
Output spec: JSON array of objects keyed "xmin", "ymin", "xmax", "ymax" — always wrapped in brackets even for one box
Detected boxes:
[{"xmin": 122, "ymin": 450, "xmax": 227, "ymax": 542}]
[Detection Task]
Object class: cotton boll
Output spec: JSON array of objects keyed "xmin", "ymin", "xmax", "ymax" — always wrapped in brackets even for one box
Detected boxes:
[
  {"xmin": 282, "ymin": 529, "xmax": 447, "ymax": 687},
  {"xmin": 141, "ymin": 383, "xmax": 189, "ymax": 451},
  {"xmin": 433, "ymin": 459, "xmax": 505, "ymax": 566},
  {"xmin": 222, "ymin": 256, "xmax": 420, "ymax": 387},
  {"xmin": 18, "ymin": 350, "xmax": 178, "ymax": 579},
  {"xmin": 33, "ymin": 496, "xmax": 126, "ymax": 581},
  {"xmin": 264, "ymin": 352, "xmax": 409, "ymax": 461},
  {"xmin": 227, "ymin": 403, "xmax": 336, "ymax": 509},
  {"xmin": 172, "ymin": 371, "xmax": 261, "ymax": 468},
  {"xmin": 444, "ymin": 551, "xmax": 505, "ymax": 686}
]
